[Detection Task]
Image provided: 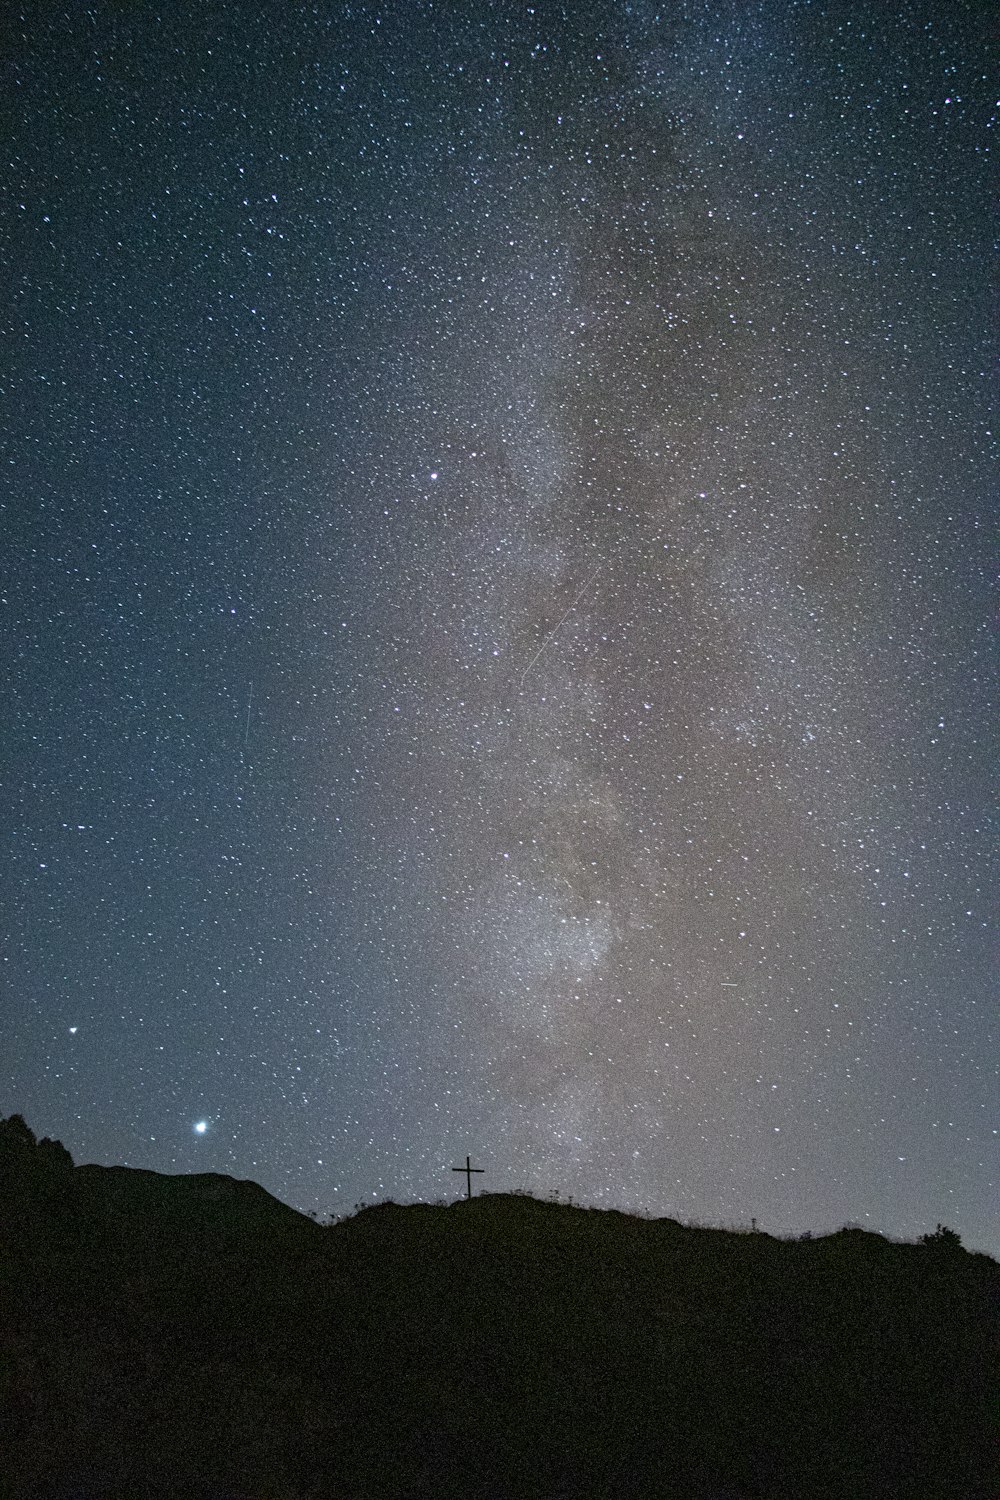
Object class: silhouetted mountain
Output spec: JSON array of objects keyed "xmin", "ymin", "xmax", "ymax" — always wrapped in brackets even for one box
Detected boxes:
[{"xmin": 2, "ymin": 1116, "xmax": 996, "ymax": 1499}]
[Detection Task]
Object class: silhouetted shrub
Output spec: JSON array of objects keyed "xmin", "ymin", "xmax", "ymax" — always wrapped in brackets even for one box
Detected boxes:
[
  {"xmin": 0, "ymin": 1113, "xmax": 37, "ymax": 1152},
  {"xmin": 920, "ymin": 1222, "xmax": 963, "ymax": 1251},
  {"xmin": 36, "ymin": 1136, "xmax": 74, "ymax": 1171}
]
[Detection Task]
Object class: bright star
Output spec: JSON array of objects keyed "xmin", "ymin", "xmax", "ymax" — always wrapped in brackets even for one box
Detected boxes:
[{"xmin": 194, "ymin": 1120, "xmax": 208, "ymax": 1135}]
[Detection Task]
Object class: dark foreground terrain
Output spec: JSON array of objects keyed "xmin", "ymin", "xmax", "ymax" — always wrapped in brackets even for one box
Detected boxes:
[{"xmin": 1, "ymin": 1116, "xmax": 996, "ymax": 1499}]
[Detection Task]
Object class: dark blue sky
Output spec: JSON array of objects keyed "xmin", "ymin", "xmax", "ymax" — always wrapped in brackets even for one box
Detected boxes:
[{"xmin": 3, "ymin": 1, "xmax": 995, "ymax": 1253}]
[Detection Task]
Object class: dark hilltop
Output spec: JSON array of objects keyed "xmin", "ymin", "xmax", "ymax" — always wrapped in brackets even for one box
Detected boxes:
[{"xmin": 2, "ymin": 1115, "xmax": 996, "ymax": 1500}]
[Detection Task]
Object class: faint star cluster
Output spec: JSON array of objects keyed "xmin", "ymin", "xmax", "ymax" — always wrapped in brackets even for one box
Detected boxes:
[{"xmin": 1, "ymin": 2, "xmax": 995, "ymax": 1254}]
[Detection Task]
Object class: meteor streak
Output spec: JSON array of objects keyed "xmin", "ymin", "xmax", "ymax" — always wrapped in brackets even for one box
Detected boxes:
[{"xmin": 520, "ymin": 564, "xmax": 604, "ymax": 681}]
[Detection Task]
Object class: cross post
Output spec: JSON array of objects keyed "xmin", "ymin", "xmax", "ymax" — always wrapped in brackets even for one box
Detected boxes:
[{"xmin": 451, "ymin": 1154, "xmax": 484, "ymax": 1200}]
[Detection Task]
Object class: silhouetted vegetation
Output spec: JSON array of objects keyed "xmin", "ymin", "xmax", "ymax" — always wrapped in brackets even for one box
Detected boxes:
[
  {"xmin": 920, "ymin": 1222, "xmax": 963, "ymax": 1253},
  {"xmin": 1, "ymin": 1115, "xmax": 996, "ymax": 1499}
]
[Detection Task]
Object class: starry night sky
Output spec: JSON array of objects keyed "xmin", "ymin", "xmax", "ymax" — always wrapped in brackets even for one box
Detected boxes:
[{"xmin": 3, "ymin": 2, "xmax": 996, "ymax": 1253}]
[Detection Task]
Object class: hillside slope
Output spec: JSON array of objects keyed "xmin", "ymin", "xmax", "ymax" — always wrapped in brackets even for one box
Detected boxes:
[{"xmin": 2, "ymin": 1118, "xmax": 996, "ymax": 1499}]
